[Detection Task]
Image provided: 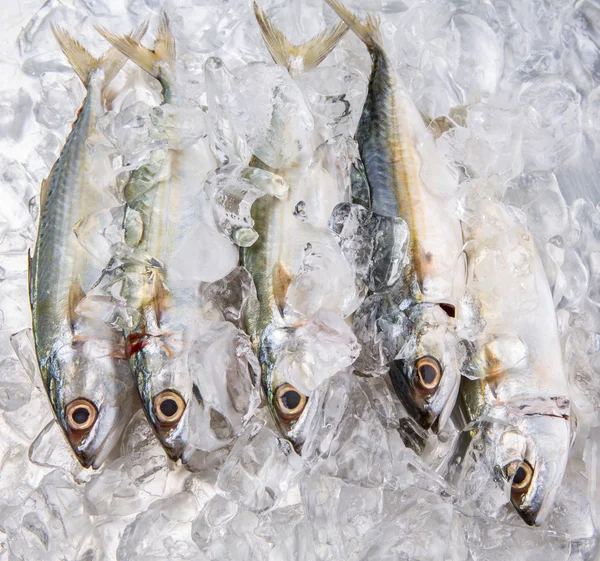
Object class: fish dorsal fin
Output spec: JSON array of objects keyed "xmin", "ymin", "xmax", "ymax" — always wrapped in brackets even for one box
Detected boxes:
[
  {"xmin": 324, "ymin": 0, "xmax": 383, "ymax": 53},
  {"xmin": 253, "ymin": 1, "xmax": 348, "ymax": 77},
  {"xmin": 38, "ymin": 177, "xmax": 50, "ymax": 211},
  {"xmin": 96, "ymin": 11, "xmax": 175, "ymax": 81},
  {"xmin": 272, "ymin": 260, "xmax": 293, "ymax": 312},
  {"xmin": 52, "ymin": 22, "xmax": 148, "ymax": 92},
  {"xmin": 68, "ymin": 278, "xmax": 86, "ymax": 332}
]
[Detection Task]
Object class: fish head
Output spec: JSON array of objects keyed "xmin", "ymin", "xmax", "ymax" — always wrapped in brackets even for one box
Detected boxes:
[
  {"xmin": 262, "ymin": 327, "xmax": 310, "ymax": 449},
  {"xmin": 499, "ymin": 403, "xmax": 571, "ymax": 526},
  {"xmin": 390, "ymin": 303, "xmax": 460, "ymax": 432},
  {"xmin": 128, "ymin": 333, "xmax": 190, "ymax": 461},
  {"xmin": 44, "ymin": 338, "xmax": 134, "ymax": 469}
]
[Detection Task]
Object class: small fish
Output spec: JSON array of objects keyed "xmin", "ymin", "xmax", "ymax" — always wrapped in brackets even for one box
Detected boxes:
[
  {"xmin": 325, "ymin": 0, "xmax": 465, "ymax": 432},
  {"xmin": 29, "ymin": 23, "xmax": 147, "ymax": 468},
  {"xmin": 458, "ymin": 211, "xmax": 572, "ymax": 526},
  {"xmin": 98, "ymin": 15, "xmax": 212, "ymax": 461},
  {"xmin": 243, "ymin": 2, "xmax": 347, "ymax": 446}
]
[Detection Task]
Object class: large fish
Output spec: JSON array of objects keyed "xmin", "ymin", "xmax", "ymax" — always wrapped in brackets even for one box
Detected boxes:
[
  {"xmin": 98, "ymin": 15, "xmax": 218, "ymax": 461},
  {"xmin": 458, "ymin": 207, "xmax": 572, "ymax": 526},
  {"xmin": 29, "ymin": 24, "xmax": 146, "ymax": 468},
  {"xmin": 242, "ymin": 3, "xmax": 348, "ymax": 446},
  {"xmin": 324, "ymin": 0, "xmax": 465, "ymax": 432}
]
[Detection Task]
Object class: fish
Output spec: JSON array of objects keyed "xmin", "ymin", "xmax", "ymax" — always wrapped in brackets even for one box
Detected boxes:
[
  {"xmin": 97, "ymin": 14, "xmax": 216, "ymax": 461},
  {"xmin": 29, "ymin": 23, "xmax": 147, "ymax": 468},
  {"xmin": 457, "ymin": 208, "xmax": 572, "ymax": 526},
  {"xmin": 242, "ymin": 2, "xmax": 347, "ymax": 446},
  {"xmin": 324, "ymin": 0, "xmax": 465, "ymax": 432}
]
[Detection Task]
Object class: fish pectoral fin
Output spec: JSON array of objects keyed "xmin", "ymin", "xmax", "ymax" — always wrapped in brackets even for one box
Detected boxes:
[
  {"xmin": 53, "ymin": 21, "xmax": 147, "ymax": 90},
  {"xmin": 148, "ymin": 270, "xmax": 170, "ymax": 327},
  {"xmin": 272, "ymin": 261, "xmax": 294, "ymax": 313},
  {"xmin": 254, "ymin": 1, "xmax": 348, "ymax": 76},
  {"xmin": 68, "ymin": 278, "xmax": 87, "ymax": 331},
  {"xmin": 96, "ymin": 11, "xmax": 174, "ymax": 80}
]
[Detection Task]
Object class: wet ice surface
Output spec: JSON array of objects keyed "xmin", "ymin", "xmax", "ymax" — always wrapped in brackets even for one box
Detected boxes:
[{"xmin": 2, "ymin": 0, "xmax": 600, "ymax": 560}]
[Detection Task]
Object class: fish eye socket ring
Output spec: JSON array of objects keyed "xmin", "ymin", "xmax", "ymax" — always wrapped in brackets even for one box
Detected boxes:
[
  {"xmin": 274, "ymin": 383, "xmax": 307, "ymax": 421},
  {"xmin": 65, "ymin": 398, "xmax": 98, "ymax": 432},
  {"xmin": 154, "ymin": 390, "xmax": 186, "ymax": 427},
  {"xmin": 507, "ymin": 460, "xmax": 534, "ymax": 494},
  {"xmin": 414, "ymin": 356, "xmax": 442, "ymax": 391}
]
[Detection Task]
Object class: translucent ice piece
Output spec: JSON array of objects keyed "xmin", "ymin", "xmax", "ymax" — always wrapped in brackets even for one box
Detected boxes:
[
  {"xmin": 4, "ymin": 470, "xmax": 93, "ymax": 561},
  {"xmin": 0, "ymin": 88, "xmax": 32, "ymax": 141},
  {"xmin": 150, "ymin": 103, "xmax": 207, "ymax": 151},
  {"xmin": 302, "ymin": 372, "xmax": 404, "ymax": 488},
  {"xmin": 329, "ymin": 202, "xmax": 410, "ymax": 292},
  {"xmin": 519, "ymin": 75, "xmax": 582, "ymax": 170},
  {"xmin": 34, "ymin": 73, "xmax": 83, "ymax": 129},
  {"xmin": 117, "ymin": 492, "xmax": 201, "ymax": 561},
  {"xmin": 285, "ymin": 233, "xmax": 367, "ymax": 320},
  {"xmin": 206, "ymin": 58, "xmax": 314, "ymax": 169},
  {"xmin": 73, "ymin": 206, "xmax": 125, "ymax": 268},
  {"xmin": 0, "ymin": 356, "xmax": 31, "ymax": 411},
  {"xmin": 10, "ymin": 328, "xmax": 42, "ymax": 390},
  {"xmin": 29, "ymin": 421, "xmax": 91, "ymax": 484},
  {"xmin": 267, "ymin": 311, "xmax": 360, "ymax": 396},
  {"xmin": 215, "ymin": 422, "xmax": 303, "ymax": 513},
  {"xmin": 200, "ymin": 266, "xmax": 258, "ymax": 328},
  {"xmin": 191, "ymin": 495, "xmax": 267, "ymax": 561},
  {"xmin": 504, "ymin": 171, "xmax": 569, "ymax": 241},
  {"xmin": 84, "ymin": 414, "xmax": 169, "ymax": 517},
  {"xmin": 185, "ymin": 321, "xmax": 260, "ymax": 455},
  {"xmin": 205, "ymin": 164, "xmax": 289, "ymax": 247}
]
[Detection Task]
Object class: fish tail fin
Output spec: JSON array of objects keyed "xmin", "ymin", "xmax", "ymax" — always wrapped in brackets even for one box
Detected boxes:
[
  {"xmin": 96, "ymin": 11, "xmax": 175, "ymax": 80},
  {"xmin": 324, "ymin": 0, "xmax": 383, "ymax": 52},
  {"xmin": 52, "ymin": 22, "xmax": 148, "ymax": 90},
  {"xmin": 253, "ymin": 1, "xmax": 347, "ymax": 76}
]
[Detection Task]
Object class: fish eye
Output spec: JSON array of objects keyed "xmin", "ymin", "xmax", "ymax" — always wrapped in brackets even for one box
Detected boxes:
[
  {"xmin": 153, "ymin": 390, "xmax": 186, "ymax": 427},
  {"xmin": 274, "ymin": 383, "xmax": 307, "ymax": 421},
  {"xmin": 65, "ymin": 398, "xmax": 98, "ymax": 432},
  {"xmin": 414, "ymin": 356, "xmax": 442, "ymax": 392},
  {"xmin": 507, "ymin": 460, "xmax": 534, "ymax": 494}
]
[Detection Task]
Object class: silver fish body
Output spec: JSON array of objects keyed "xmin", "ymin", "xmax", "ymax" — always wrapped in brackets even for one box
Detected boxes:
[
  {"xmin": 325, "ymin": 0, "xmax": 464, "ymax": 431},
  {"xmin": 459, "ymin": 216, "xmax": 571, "ymax": 526},
  {"xmin": 30, "ymin": 33, "xmax": 138, "ymax": 468}
]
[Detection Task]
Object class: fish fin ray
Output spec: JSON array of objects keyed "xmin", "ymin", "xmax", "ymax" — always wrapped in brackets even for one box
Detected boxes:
[
  {"xmin": 272, "ymin": 261, "xmax": 293, "ymax": 312},
  {"xmin": 68, "ymin": 278, "xmax": 86, "ymax": 332},
  {"xmin": 96, "ymin": 13, "xmax": 172, "ymax": 80},
  {"xmin": 324, "ymin": 0, "xmax": 383, "ymax": 51},
  {"xmin": 253, "ymin": 1, "xmax": 347, "ymax": 75}
]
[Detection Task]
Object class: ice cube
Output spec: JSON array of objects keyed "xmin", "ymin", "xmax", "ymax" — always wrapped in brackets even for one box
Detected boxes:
[
  {"xmin": 150, "ymin": 103, "xmax": 207, "ymax": 151},
  {"xmin": 116, "ymin": 492, "xmax": 201, "ymax": 561},
  {"xmin": 34, "ymin": 73, "xmax": 83, "ymax": 129},
  {"xmin": 267, "ymin": 311, "xmax": 360, "ymax": 397},
  {"xmin": 84, "ymin": 419, "xmax": 169, "ymax": 517},
  {"xmin": 301, "ymin": 372, "xmax": 404, "ymax": 488},
  {"xmin": 185, "ymin": 321, "xmax": 260, "ymax": 454},
  {"xmin": 215, "ymin": 422, "xmax": 303, "ymax": 513},
  {"xmin": 0, "ymin": 356, "xmax": 31, "ymax": 411},
  {"xmin": 285, "ymin": 233, "xmax": 367, "ymax": 320},
  {"xmin": 191, "ymin": 494, "xmax": 267, "ymax": 561},
  {"xmin": 503, "ymin": 171, "xmax": 569, "ymax": 241},
  {"xmin": 4, "ymin": 469, "xmax": 93, "ymax": 561},
  {"xmin": 519, "ymin": 75, "xmax": 582, "ymax": 170},
  {"xmin": 204, "ymin": 163, "xmax": 289, "ymax": 247},
  {"xmin": 0, "ymin": 88, "xmax": 32, "ymax": 141},
  {"xmin": 558, "ymin": 248, "xmax": 589, "ymax": 310},
  {"xmin": 329, "ymin": 202, "xmax": 409, "ymax": 292},
  {"xmin": 199, "ymin": 266, "xmax": 258, "ymax": 328}
]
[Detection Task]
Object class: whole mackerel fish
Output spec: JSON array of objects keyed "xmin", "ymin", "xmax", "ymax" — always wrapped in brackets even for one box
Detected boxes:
[
  {"xmin": 98, "ymin": 15, "xmax": 218, "ymax": 462},
  {"xmin": 242, "ymin": 3, "xmax": 347, "ymax": 447},
  {"xmin": 29, "ymin": 25, "xmax": 146, "ymax": 468},
  {"xmin": 458, "ymin": 208, "xmax": 571, "ymax": 526},
  {"xmin": 325, "ymin": 0, "xmax": 465, "ymax": 432}
]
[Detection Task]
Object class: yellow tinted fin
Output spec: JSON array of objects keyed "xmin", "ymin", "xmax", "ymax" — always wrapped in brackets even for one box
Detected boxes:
[
  {"xmin": 324, "ymin": 0, "xmax": 383, "ymax": 53},
  {"xmin": 273, "ymin": 261, "xmax": 293, "ymax": 312},
  {"xmin": 68, "ymin": 278, "xmax": 86, "ymax": 332},
  {"xmin": 96, "ymin": 11, "xmax": 175, "ymax": 80},
  {"xmin": 253, "ymin": 1, "xmax": 347, "ymax": 77},
  {"xmin": 52, "ymin": 22, "xmax": 147, "ymax": 91}
]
